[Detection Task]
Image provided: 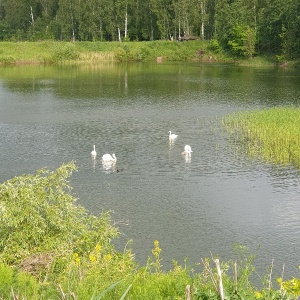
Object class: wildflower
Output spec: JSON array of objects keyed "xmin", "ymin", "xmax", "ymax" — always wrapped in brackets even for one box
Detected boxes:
[
  {"xmin": 95, "ymin": 244, "xmax": 101, "ymax": 253},
  {"xmin": 72, "ymin": 253, "xmax": 81, "ymax": 265},
  {"xmin": 75, "ymin": 257, "xmax": 80, "ymax": 266},
  {"xmin": 151, "ymin": 240, "xmax": 162, "ymax": 273},
  {"xmin": 89, "ymin": 253, "xmax": 97, "ymax": 262},
  {"xmin": 152, "ymin": 240, "xmax": 161, "ymax": 257},
  {"xmin": 104, "ymin": 254, "xmax": 112, "ymax": 261},
  {"xmin": 254, "ymin": 291, "xmax": 262, "ymax": 299}
]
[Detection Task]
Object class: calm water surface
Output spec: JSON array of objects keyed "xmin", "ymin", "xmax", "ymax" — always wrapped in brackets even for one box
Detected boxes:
[{"xmin": 0, "ymin": 62, "xmax": 300, "ymax": 278}]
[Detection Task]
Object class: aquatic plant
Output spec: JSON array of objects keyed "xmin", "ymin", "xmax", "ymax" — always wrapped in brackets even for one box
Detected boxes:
[{"xmin": 223, "ymin": 107, "xmax": 300, "ymax": 168}]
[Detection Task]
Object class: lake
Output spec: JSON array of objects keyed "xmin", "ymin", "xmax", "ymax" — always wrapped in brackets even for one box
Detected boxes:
[{"xmin": 0, "ymin": 62, "xmax": 299, "ymax": 280}]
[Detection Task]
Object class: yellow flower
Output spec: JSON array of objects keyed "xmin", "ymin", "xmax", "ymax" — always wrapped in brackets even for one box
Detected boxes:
[
  {"xmin": 104, "ymin": 254, "xmax": 112, "ymax": 261},
  {"xmin": 75, "ymin": 257, "xmax": 81, "ymax": 266},
  {"xmin": 89, "ymin": 253, "xmax": 97, "ymax": 262},
  {"xmin": 152, "ymin": 240, "xmax": 161, "ymax": 257},
  {"xmin": 95, "ymin": 244, "xmax": 101, "ymax": 253},
  {"xmin": 72, "ymin": 253, "xmax": 81, "ymax": 266},
  {"xmin": 254, "ymin": 291, "xmax": 262, "ymax": 299}
]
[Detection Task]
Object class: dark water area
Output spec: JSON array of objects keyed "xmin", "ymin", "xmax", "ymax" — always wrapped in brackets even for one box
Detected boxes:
[{"xmin": 0, "ymin": 62, "xmax": 299, "ymax": 280}]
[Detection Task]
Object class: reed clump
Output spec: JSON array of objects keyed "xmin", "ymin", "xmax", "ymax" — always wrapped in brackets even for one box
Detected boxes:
[{"xmin": 223, "ymin": 107, "xmax": 300, "ymax": 168}]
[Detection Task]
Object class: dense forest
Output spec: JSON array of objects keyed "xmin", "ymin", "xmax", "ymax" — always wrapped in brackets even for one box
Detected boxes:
[{"xmin": 0, "ymin": 0, "xmax": 299, "ymax": 59}]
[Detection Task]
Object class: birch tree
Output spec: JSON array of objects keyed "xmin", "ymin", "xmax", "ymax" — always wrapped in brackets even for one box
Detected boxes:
[
  {"xmin": 150, "ymin": 0, "xmax": 173, "ymax": 39},
  {"xmin": 56, "ymin": 0, "xmax": 77, "ymax": 41}
]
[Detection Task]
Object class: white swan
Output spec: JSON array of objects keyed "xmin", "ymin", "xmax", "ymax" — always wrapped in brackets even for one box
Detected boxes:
[
  {"xmin": 182, "ymin": 145, "xmax": 192, "ymax": 156},
  {"xmin": 169, "ymin": 131, "xmax": 178, "ymax": 140},
  {"xmin": 91, "ymin": 145, "xmax": 97, "ymax": 158},
  {"xmin": 102, "ymin": 153, "xmax": 117, "ymax": 162}
]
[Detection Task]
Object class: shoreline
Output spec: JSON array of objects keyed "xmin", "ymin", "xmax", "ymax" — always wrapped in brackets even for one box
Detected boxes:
[{"xmin": 0, "ymin": 41, "xmax": 298, "ymax": 68}]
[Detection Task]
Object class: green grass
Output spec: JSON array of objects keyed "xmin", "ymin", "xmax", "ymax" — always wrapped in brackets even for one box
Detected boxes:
[
  {"xmin": 223, "ymin": 107, "xmax": 300, "ymax": 168},
  {"xmin": 236, "ymin": 56, "xmax": 278, "ymax": 68},
  {"xmin": 0, "ymin": 40, "xmax": 279, "ymax": 66},
  {"xmin": 0, "ymin": 40, "xmax": 213, "ymax": 64},
  {"xmin": 0, "ymin": 41, "xmax": 57, "ymax": 63}
]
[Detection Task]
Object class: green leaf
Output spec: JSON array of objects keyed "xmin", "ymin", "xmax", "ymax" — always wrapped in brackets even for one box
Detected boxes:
[{"xmin": 92, "ymin": 280, "xmax": 122, "ymax": 300}]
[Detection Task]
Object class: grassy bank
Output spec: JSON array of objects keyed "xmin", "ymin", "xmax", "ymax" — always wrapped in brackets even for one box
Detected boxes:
[
  {"xmin": 0, "ymin": 162, "xmax": 299, "ymax": 299},
  {"xmin": 0, "ymin": 40, "xmax": 285, "ymax": 67},
  {"xmin": 223, "ymin": 107, "xmax": 300, "ymax": 168}
]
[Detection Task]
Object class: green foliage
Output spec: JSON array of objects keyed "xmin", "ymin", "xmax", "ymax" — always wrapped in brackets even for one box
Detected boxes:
[
  {"xmin": 114, "ymin": 45, "xmax": 143, "ymax": 62},
  {"xmin": 279, "ymin": 1, "xmax": 300, "ymax": 60},
  {"xmin": 129, "ymin": 270, "xmax": 191, "ymax": 299},
  {"xmin": 113, "ymin": 40, "xmax": 209, "ymax": 62},
  {"xmin": 0, "ymin": 161, "xmax": 137, "ymax": 298},
  {"xmin": 0, "ymin": 263, "xmax": 13, "ymax": 297},
  {"xmin": 51, "ymin": 43, "xmax": 80, "ymax": 62},
  {"xmin": 278, "ymin": 274, "xmax": 300, "ymax": 298},
  {"xmin": 0, "ymin": 162, "xmax": 126, "ymax": 278},
  {"xmin": 257, "ymin": 0, "xmax": 291, "ymax": 57},
  {"xmin": 0, "ymin": 55, "xmax": 15, "ymax": 65},
  {"xmin": 0, "ymin": 162, "xmax": 79, "ymax": 264},
  {"xmin": 208, "ymin": 40, "xmax": 222, "ymax": 54},
  {"xmin": 228, "ymin": 25, "xmax": 256, "ymax": 58},
  {"xmin": 0, "ymin": 263, "xmax": 46, "ymax": 299},
  {"xmin": 57, "ymin": 240, "xmax": 136, "ymax": 298},
  {"xmin": 126, "ymin": 245, "xmax": 193, "ymax": 300}
]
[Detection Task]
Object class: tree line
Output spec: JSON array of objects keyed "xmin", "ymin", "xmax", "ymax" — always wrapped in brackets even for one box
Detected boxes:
[{"xmin": 0, "ymin": 0, "xmax": 299, "ymax": 59}]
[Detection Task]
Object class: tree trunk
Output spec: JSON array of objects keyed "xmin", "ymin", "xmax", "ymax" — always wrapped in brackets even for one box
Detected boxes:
[
  {"xmin": 30, "ymin": 6, "xmax": 34, "ymax": 30},
  {"xmin": 124, "ymin": 4, "xmax": 128, "ymax": 40},
  {"xmin": 200, "ymin": 1, "xmax": 205, "ymax": 39},
  {"xmin": 117, "ymin": 26, "xmax": 122, "ymax": 42}
]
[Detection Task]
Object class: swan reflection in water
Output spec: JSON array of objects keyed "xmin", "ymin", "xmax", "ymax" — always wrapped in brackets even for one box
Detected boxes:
[
  {"xmin": 182, "ymin": 145, "xmax": 192, "ymax": 163},
  {"xmin": 183, "ymin": 154, "xmax": 191, "ymax": 163},
  {"xmin": 91, "ymin": 145, "xmax": 97, "ymax": 159},
  {"xmin": 169, "ymin": 137, "xmax": 177, "ymax": 147},
  {"xmin": 90, "ymin": 145, "xmax": 97, "ymax": 170},
  {"xmin": 102, "ymin": 160, "xmax": 117, "ymax": 172},
  {"xmin": 91, "ymin": 157, "xmax": 97, "ymax": 169},
  {"xmin": 181, "ymin": 145, "xmax": 192, "ymax": 156}
]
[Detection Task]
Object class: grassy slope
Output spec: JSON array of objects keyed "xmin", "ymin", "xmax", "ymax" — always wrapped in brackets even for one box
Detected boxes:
[{"xmin": 0, "ymin": 40, "xmax": 279, "ymax": 67}]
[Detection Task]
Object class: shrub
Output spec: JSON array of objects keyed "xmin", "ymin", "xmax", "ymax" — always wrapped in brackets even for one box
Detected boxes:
[
  {"xmin": 51, "ymin": 43, "xmax": 79, "ymax": 62},
  {"xmin": 0, "ymin": 162, "xmax": 134, "ymax": 284},
  {"xmin": 208, "ymin": 39, "xmax": 222, "ymax": 53},
  {"xmin": 0, "ymin": 55, "xmax": 15, "ymax": 65}
]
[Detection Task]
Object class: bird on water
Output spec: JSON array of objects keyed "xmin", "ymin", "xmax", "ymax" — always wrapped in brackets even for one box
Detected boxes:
[
  {"xmin": 182, "ymin": 145, "xmax": 192, "ymax": 156},
  {"xmin": 169, "ymin": 131, "xmax": 178, "ymax": 140},
  {"xmin": 91, "ymin": 145, "xmax": 97, "ymax": 158},
  {"xmin": 102, "ymin": 153, "xmax": 117, "ymax": 162}
]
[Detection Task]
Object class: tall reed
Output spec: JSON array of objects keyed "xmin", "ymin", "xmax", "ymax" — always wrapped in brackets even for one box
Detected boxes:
[{"xmin": 223, "ymin": 107, "xmax": 300, "ymax": 168}]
